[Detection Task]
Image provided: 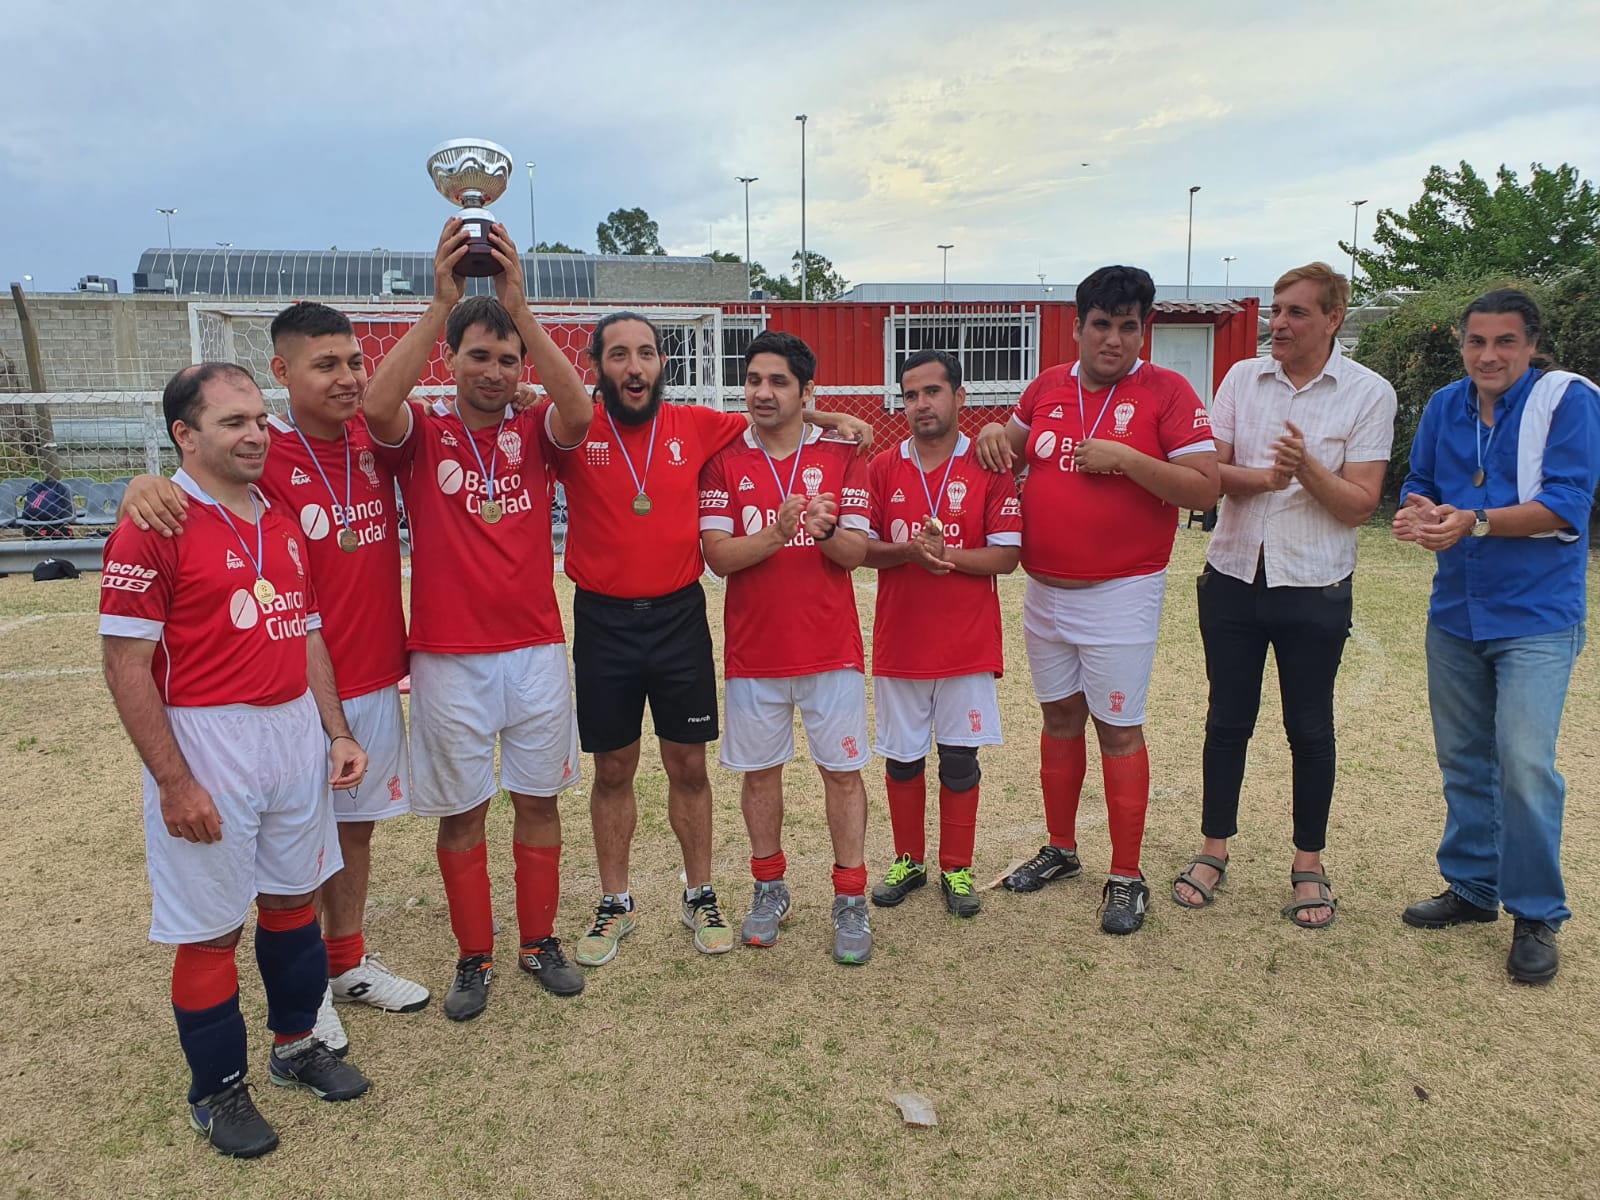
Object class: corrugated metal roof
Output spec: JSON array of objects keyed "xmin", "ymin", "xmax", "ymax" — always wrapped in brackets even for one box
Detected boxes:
[{"xmin": 1152, "ymin": 300, "xmax": 1244, "ymax": 314}]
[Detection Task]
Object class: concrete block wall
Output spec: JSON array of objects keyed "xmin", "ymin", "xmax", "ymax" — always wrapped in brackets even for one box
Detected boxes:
[{"xmin": 0, "ymin": 295, "xmax": 193, "ymax": 391}]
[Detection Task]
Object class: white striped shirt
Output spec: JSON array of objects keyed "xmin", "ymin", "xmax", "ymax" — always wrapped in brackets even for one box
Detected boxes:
[{"xmin": 1206, "ymin": 344, "xmax": 1396, "ymax": 587}]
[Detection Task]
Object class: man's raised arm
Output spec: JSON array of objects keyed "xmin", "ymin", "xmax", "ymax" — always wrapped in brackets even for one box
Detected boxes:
[{"xmin": 364, "ymin": 219, "xmax": 468, "ymax": 444}]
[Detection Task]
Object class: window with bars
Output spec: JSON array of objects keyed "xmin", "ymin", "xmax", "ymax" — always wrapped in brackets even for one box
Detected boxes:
[{"xmin": 888, "ymin": 310, "xmax": 1038, "ymax": 393}]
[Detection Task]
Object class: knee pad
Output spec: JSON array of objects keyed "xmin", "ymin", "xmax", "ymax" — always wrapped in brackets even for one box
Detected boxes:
[
  {"xmin": 936, "ymin": 744, "xmax": 981, "ymax": 792},
  {"xmin": 885, "ymin": 757, "xmax": 926, "ymax": 783}
]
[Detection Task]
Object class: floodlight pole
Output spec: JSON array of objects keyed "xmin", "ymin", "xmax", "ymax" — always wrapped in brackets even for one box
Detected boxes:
[
  {"xmin": 737, "ymin": 176, "xmax": 758, "ymax": 298},
  {"xmin": 1185, "ymin": 186, "xmax": 1201, "ymax": 299},
  {"xmin": 795, "ymin": 114, "xmax": 808, "ymax": 301}
]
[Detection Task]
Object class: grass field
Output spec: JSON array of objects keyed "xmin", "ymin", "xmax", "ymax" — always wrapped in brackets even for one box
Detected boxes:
[{"xmin": 1, "ymin": 526, "xmax": 1596, "ymax": 1200}]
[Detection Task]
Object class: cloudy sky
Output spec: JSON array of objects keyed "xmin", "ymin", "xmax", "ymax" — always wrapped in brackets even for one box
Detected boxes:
[{"xmin": 4, "ymin": 0, "xmax": 1597, "ymax": 293}]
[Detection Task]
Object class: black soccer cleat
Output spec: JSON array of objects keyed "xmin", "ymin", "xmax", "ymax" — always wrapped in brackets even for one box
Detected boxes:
[
  {"xmin": 1002, "ymin": 844, "xmax": 1082, "ymax": 893},
  {"xmin": 518, "ymin": 937, "xmax": 585, "ymax": 997},
  {"xmin": 190, "ymin": 1081, "xmax": 279, "ymax": 1159},
  {"xmin": 268, "ymin": 1038, "xmax": 371, "ymax": 1101},
  {"xmin": 443, "ymin": 953, "xmax": 495, "ymax": 1022}
]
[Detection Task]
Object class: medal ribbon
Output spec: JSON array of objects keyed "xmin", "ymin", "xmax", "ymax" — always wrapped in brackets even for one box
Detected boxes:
[
  {"xmin": 286, "ymin": 417, "xmax": 354, "ymax": 539},
  {"xmin": 752, "ymin": 429, "xmax": 807, "ymax": 501},
  {"xmin": 204, "ymin": 485, "xmax": 268, "ymax": 586},
  {"xmin": 604, "ymin": 406, "xmax": 657, "ymax": 501},
  {"xmin": 1076, "ymin": 372, "xmax": 1122, "ymax": 442},
  {"xmin": 911, "ymin": 439, "xmax": 960, "ymax": 529},
  {"xmin": 1475, "ymin": 407, "xmax": 1497, "ymax": 484},
  {"xmin": 455, "ymin": 403, "xmax": 508, "ymax": 510}
]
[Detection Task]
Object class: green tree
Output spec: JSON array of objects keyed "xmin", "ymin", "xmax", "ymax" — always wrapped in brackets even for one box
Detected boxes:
[
  {"xmin": 749, "ymin": 251, "xmax": 849, "ymax": 300},
  {"xmin": 709, "ymin": 250, "xmax": 743, "ymax": 263},
  {"xmin": 1345, "ymin": 162, "xmax": 1600, "ymax": 293},
  {"xmin": 535, "ymin": 240, "xmax": 583, "ymax": 254},
  {"xmin": 595, "ymin": 207, "xmax": 665, "ymax": 256}
]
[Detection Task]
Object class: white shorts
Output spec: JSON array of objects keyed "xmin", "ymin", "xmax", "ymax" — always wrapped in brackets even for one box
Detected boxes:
[
  {"xmin": 872, "ymin": 674, "xmax": 1003, "ymax": 762},
  {"xmin": 334, "ymin": 684, "xmax": 411, "ymax": 822},
  {"xmin": 145, "ymin": 691, "xmax": 343, "ymax": 944},
  {"xmin": 721, "ymin": 669, "xmax": 870, "ymax": 773},
  {"xmin": 409, "ymin": 645, "xmax": 582, "ymax": 817},
  {"xmin": 1023, "ymin": 573, "xmax": 1165, "ymax": 726}
]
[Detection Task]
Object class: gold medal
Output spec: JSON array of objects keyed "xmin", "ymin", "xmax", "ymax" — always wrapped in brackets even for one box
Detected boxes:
[
  {"xmin": 480, "ymin": 500, "xmax": 503, "ymax": 524},
  {"xmin": 924, "ymin": 516, "xmax": 943, "ymax": 535},
  {"xmin": 632, "ymin": 493, "xmax": 652, "ymax": 516},
  {"xmin": 253, "ymin": 578, "xmax": 277, "ymax": 605},
  {"xmin": 338, "ymin": 528, "xmax": 359, "ymax": 553}
]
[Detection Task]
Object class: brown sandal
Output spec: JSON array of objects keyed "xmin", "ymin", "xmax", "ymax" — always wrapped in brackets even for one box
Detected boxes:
[{"xmin": 1281, "ymin": 870, "xmax": 1338, "ymax": 930}]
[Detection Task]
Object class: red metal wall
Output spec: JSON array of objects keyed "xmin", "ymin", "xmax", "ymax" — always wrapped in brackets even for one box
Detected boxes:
[{"xmin": 349, "ymin": 298, "xmax": 1259, "ymax": 445}]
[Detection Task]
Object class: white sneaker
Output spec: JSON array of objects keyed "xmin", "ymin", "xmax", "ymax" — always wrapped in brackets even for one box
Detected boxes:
[
  {"xmin": 330, "ymin": 952, "xmax": 431, "ymax": 1013},
  {"xmin": 313, "ymin": 984, "xmax": 349, "ymax": 1058}
]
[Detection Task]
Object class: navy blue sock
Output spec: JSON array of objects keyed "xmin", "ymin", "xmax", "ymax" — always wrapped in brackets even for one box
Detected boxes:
[
  {"xmin": 254, "ymin": 908, "xmax": 328, "ymax": 1037},
  {"xmin": 173, "ymin": 994, "xmax": 248, "ymax": 1104}
]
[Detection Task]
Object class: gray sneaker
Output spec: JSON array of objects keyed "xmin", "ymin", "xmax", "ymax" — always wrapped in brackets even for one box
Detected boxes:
[
  {"xmin": 831, "ymin": 894, "xmax": 873, "ymax": 965},
  {"xmin": 741, "ymin": 880, "xmax": 792, "ymax": 948}
]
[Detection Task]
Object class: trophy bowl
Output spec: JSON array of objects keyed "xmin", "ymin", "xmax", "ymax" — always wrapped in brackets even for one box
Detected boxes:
[{"xmin": 426, "ymin": 138, "xmax": 513, "ymax": 278}]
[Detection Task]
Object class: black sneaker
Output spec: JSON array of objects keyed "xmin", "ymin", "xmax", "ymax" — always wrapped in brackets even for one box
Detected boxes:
[
  {"xmin": 1507, "ymin": 918, "xmax": 1559, "ymax": 984},
  {"xmin": 1002, "ymin": 844, "xmax": 1082, "ymax": 892},
  {"xmin": 940, "ymin": 867, "xmax": 982, "ymax": 918},
  {"xmin": 268, "ymin": 1038, "xmax": 371, "ymax": 1101},
  {"xmin": 189, "ymin": 1082, "xmax": 279, "ymax": 1159},
  {"xmin": 871, "ymin": 854, "xmax": 928, "ymax": 907},
  {"xmin": 1402, "ymin": 889, "xmax": 1499, "ymax": 929},
  {"xmin": 443, "ymin": 953, "xmax": 494, "ymax": 1022},
  {"xmin": 1100, "ymin": 876, "xmax": 1150, "ymax": 935},
  {"xmin": 518, "ymin": 936, "xmax": 585, "ymax": 996}
]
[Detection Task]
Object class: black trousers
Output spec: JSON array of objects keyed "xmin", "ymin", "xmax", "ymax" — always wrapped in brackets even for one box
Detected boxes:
[{"xmin": 1196, "ymin": 562, "xmax": 1352, "ymax": 852}]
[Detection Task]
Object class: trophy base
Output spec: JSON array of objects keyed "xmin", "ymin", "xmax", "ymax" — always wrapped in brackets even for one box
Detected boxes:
[{"xmin": 456, "ymin": 208, "xmax": 504, "ymax": 277}]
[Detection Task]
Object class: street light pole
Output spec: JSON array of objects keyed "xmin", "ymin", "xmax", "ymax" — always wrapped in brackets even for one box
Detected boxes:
[
  {"xmin": 1349, "ymin": 199, "xmax": 1368, "ymax": 291},
  {"xmin": 1221, "ymin": 254, "xmax": 1237, "ymax": 294},
  {"xmin": 736, "ymin": 176, "xmax": 758, "ymax": 298},
  {"xmin": 157, "ymin": 208, "xmax": 178, "ymax": 292},
  {"xmin": 525, "ymin": 162, "xmax": 540, "ymax": 301},
  {"xmin": 795, "ymin": 114, "xmax": 808, "ymax": 301},
  {"xmin": 937, "ymin": 243, "xmax": 954, "ymax": 301},
  {"xmin": 216, "ymin": 241, "xmax": 233, "ymax": 299},
  {"xmin": 1185, "ymin": 185, "xmax": 1201, "ymax": 299}
]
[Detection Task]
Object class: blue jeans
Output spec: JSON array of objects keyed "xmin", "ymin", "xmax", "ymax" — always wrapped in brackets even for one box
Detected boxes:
[{"xmin": 1425, "ymin": 621, "xmax": 1585, "ymax": 925}]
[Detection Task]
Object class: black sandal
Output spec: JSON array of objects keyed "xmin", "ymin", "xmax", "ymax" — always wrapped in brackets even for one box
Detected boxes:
[
  {"xmin": 1280, "ymin": 870, "xmax": 1338, "ymax": 930},
  {"xmin": 1171, "ymin": 854, "xmax": 1228, "ymax": 909}
]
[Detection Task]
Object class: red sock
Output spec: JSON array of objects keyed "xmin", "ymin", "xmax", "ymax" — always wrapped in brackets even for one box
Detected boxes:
[
  {"xmin": 256, "ymin": 902, "xmax": 315, "ymax": 932},
  {"xmin": 937, "ymin": 784, "xmax": 980, "ymax": 873},
  {"xmin": 513, "ymin": 841, "xmax": 561, "ymax": 945},
  {"xmin": 437, "ymin": 841, "xmax": 494, "ymax": 958},
  {"xmin": 751, "ymin": 850, "xmax": 787, "ymax": 882},
  {"xmin": 1041, "ymin": 733, "xmax": 1086, "ymax": 850},
  {"xmin": 324, "ymin": 930, "xmax": 365, "ymax": 978},
  {"xmin": 884, "ymin": 771, "xmax": 927, "ymax": 863},
  {"xmin": 1104, "ymin": 745, "xmax": 1150, "ymax": 878},
  {"xmin": 832, "ymin": 863, "xmax": 867, "ymax": 897},
  {"xmin": 172, "ymin": 943, "xmax": 239, "ymax": 1011}
]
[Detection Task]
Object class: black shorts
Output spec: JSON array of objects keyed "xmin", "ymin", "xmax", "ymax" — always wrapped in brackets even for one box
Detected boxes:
[{"xmin": 572, "ymin": 582, "xmax": 720, "ymax": 754}]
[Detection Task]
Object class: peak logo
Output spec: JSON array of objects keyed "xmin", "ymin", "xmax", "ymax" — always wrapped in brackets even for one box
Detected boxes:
[
  {"xmin": 738, "ymin": 476, "xmax": 755, "ymax": 492},
  {"xmin": 290, "ymin": 468, "xmax": 312, "ymax": 486},
  {"xmin": 890, "ymin": 488, "xmax": 905, "ymax": 504},
  {"xmin": 225, "ymin": 550, "xmax": 245, "ymax": 570}
]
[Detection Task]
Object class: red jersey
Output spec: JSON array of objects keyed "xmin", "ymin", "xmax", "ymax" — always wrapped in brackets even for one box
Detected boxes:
[
  {"xmin": 868, "ymin": 435, "xmax": 1023, "ymax": 679},
  {"xmin": 1013, "ymin": 359, "xmax": 1214, "ymax": 581},
  {"xmin": 99, "ymin": 471, "xmax": 320, "ymax": 708},
  {"xmin": 260, "ymin": 414, "xmax": 406, "ymax": 699},
  {"xmin": 699, "ymin": 427, "xmax": 871, "ymax": 679},
  {"xmin": 385, "ymin": 399, "xmax": 564, "ymax": 654},
  {"xmin": 557, "ymin": 401, "xmax": 749, "ymax": 598}
]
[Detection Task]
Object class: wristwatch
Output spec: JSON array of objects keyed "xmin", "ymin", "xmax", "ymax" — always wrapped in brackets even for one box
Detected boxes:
[{"xmin": 1470, "ymin": 509, "xmax": 1491, "ymax": 538}]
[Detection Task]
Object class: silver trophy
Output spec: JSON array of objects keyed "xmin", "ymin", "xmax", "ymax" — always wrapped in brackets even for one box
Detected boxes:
[{"xmin": 426, "ymin": 138, "xmax": 513, "ymax": 277}]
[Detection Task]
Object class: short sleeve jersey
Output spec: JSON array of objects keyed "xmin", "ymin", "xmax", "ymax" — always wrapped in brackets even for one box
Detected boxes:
[
  {"xmin": 1012, "ymin": 360, "xmax": 1214, "ymax": 581},
  {"xmin": 868, "ymin": 436, "xmax": 1023, "ymax": 679},
  {"xmin": 557, "ymin": 401, "xmax": 750, "ymax": 598},
  {"xmin": 699, "ymin": 428, "xmax": 870, "ymax": 679},
  {"xmin": 259, "ymin": 414, "xmax": 407, "ymax": 699},
  {"xmin": 385, "ymin": 399, "xmax": 564, "ymax": 654},
  {"xmin": 99, "ymin": 471, "xmax": 320, "ymax": 707}
]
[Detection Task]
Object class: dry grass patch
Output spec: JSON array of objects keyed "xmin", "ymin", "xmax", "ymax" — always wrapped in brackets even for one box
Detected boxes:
[{"xmin": 0, "ymin": 527, "xmax": 1596, "ymax": 1199}]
